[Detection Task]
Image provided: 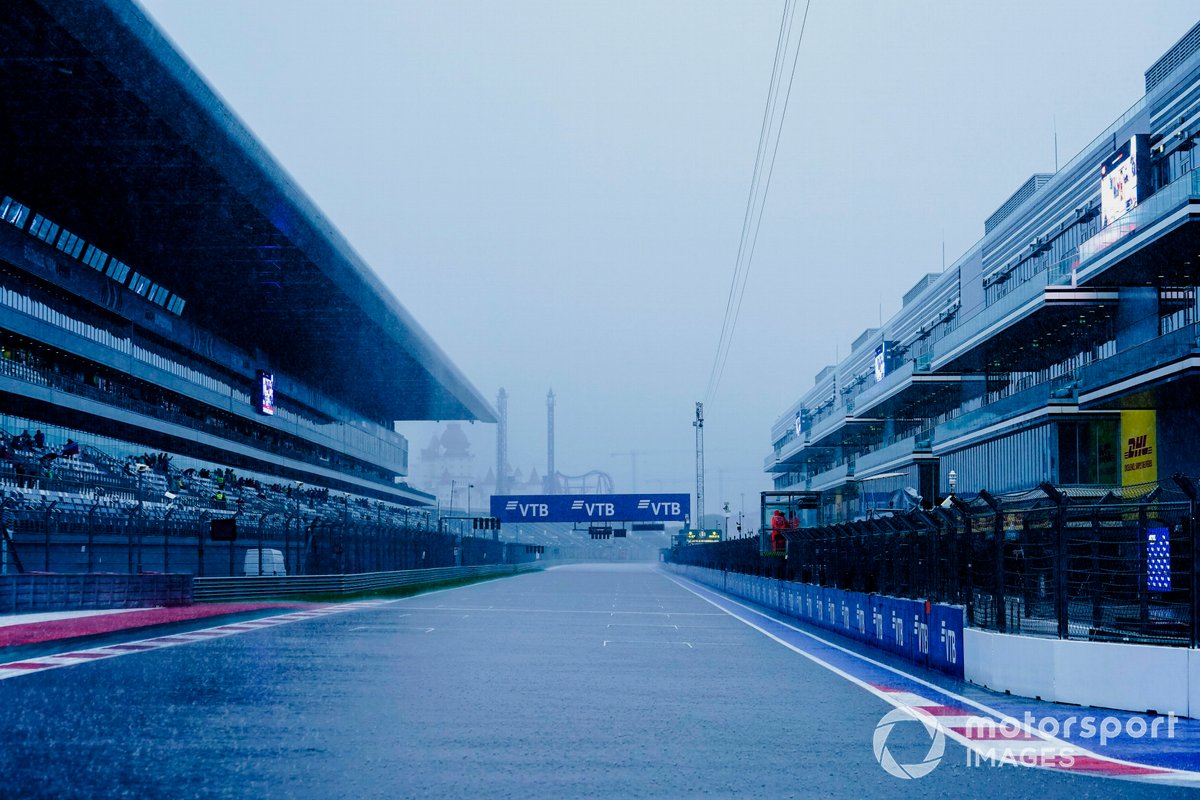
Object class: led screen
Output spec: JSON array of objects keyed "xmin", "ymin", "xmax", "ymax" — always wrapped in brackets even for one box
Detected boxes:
[
  {"xmin": 873, "ymin": 341, "xmax": 894, "ymax": 383},
  {"xmin": 1147, "ymin": 526, "xmax": 1171, "ymax": 592},
  {"xmin": 257, "ymin": 370, "xmax": 275, "ymax": 415},
  {"xmin": 1099, "ymin": 136, "xmax": 1144, "ymax": 228}
]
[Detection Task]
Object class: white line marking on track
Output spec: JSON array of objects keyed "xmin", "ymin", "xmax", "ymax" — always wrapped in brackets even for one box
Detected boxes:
[
  {"xmin": 0, "ymin": 600, "xmax": 389, "ymax": 682},
  {"xmin": 661, "ymin": 572, "xmax": 1200, "ymax": 785},
  {"xmin": 405, "ymin": 606, "xmax": 720, "ymax": 616}
]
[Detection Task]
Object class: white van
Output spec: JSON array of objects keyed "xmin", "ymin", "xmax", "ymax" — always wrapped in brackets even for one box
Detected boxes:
[{"xmin": 243, "ymin": 548, "xmax": 287, "ymax": 576}]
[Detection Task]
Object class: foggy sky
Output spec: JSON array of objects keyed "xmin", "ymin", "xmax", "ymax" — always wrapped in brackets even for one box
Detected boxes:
[{"xmin": 137, "ymin": 0, "xmax": 1200, "ymax": 515}]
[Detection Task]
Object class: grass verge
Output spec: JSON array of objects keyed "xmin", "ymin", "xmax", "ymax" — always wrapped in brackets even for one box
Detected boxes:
[{"xmin": 242, "ymin": 569, "xmax": 541, "ymax": 604}]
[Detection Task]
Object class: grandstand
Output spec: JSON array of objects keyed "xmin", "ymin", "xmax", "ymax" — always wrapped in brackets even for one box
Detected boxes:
[{"xmin": 0, "ymin": 0, "xmax": 504, "ymax": 576}]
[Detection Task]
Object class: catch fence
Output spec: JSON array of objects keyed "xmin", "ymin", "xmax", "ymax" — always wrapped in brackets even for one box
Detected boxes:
[{"xmin": 671, "ymin": 479, "xmax": 1200, "ymax": 647}]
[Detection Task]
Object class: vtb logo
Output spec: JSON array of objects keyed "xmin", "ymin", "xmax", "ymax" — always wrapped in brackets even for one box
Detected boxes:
[
  {"xmin": 506, "ymin": 502, "xmax": 548, "ymax": 517},
  {"xmin": 572, "ymin": 500, "xmax": 615, "ymax": 517},
  {"xmin": 637, "ymin": 499, "xmax": 681, "ymax": 516}
]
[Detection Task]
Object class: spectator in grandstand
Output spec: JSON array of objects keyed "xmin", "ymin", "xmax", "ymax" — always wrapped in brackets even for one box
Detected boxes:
[
  {"xmin": 18, "ymin": 430, "xmax": 32, "ymax": 450},
  {"xmin": 32, "ymin": 429, "xmax": 44, "ymax": 448},
  {"xmin": 61, "ymin": 439, "xmax": 79, "ymax": 457}
]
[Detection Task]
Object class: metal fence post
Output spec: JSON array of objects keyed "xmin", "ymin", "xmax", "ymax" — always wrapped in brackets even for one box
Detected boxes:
[
  {"xmin": 198, "ymin": 513, "xmax": 207, "ymax": 578},
  {"xmin": 42, "ymin": 504, "xmax": 53, "ymax": 572},
  {"xmin": 1192, "ymin": 497, "xmax": 1199, "ymax": 650},
  {"xmin": 163, "ymin": 508, "xmax": 174, "ymax": 573},
  {"xmin": 979, "ymin": 490, "xmax": 1005, "ymax": 633},
  {"xmin": 126, "ymin": 509, "xmax": 135, "ymax": 575},
  {"xmin": 1176, "ymin": 474, "xmax": 1200, "ymax": 649},
  {"xmin": 1138, "ymin": 502, "xmax": 1150, "ymax": 628},
  {"xmin": 1090, "ymin": 504, "xmax": 1104, "ymax": 634},
  {"xmin": 86, "ymin": 500, "xmax": 98, "ymax": 573},
  {"xmin": 1040, "ymin": 483, "xmax": 1068, "ymax": 640},
  {"xmin": 950, "ymin": 496, "xmax": 973, "ymax": 616},
  {"xmin": 257, "ymin": 514, "xmax": 265, "ymax": 576}
]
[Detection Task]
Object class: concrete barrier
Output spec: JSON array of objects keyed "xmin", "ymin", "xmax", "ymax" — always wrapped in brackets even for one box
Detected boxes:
[
  {"xmin": 0, "ymin": 572, "xmax": 192, "ymax": 612},
  {"xmin": 965, "ymin": 628, "xmax": 1194, "ymax": 717}
]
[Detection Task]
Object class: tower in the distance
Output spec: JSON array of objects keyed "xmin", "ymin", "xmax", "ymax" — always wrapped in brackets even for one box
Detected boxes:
[
  {"xmin": 544, "ymin": 389, "xmax": 557, "ymax": 494},
  {"xmin": 495, "ymin": 388, "xmax": 508, "ymax": 496}
]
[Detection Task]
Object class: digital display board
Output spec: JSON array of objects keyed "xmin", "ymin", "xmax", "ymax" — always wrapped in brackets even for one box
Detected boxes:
[
  {"xmin": 873, "ymin": 341, "xmax": 892, "ymax": 383},
  {"xmin": 685, "ymin": 529, "xmax": 722, "ymax": 544},
  {"xmin": 257, "ymin": 370, "xmax": 275, "ymax": 416},
  {"xmin": 1100, "ymin": 135, "xmax": 1148, "ymax": 229},
  {"xmin": 1147, "ymin": 527, "xmax": 1171, "ymax": 592}
]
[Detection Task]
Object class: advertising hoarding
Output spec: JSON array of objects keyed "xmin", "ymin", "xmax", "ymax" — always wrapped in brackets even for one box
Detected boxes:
[{"xmin": 492, "ymin": 493, "xmax": 690, "ymax": 523}]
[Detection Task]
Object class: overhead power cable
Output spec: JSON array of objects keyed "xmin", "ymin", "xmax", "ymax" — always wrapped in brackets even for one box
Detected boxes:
[{"xmin": 705, "ymin": 0, "xmax": 812, "ymax": 404}]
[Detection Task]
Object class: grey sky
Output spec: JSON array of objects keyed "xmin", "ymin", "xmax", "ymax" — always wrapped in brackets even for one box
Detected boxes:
[{"xmin": 138, "ymin": 0, "xmax": 1200, "ymax": 514}]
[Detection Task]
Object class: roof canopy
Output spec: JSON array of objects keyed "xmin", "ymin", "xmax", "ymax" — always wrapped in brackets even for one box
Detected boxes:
[{"xmin": 0, "ymin": 0, "xmax": 495, "ymax": 424}]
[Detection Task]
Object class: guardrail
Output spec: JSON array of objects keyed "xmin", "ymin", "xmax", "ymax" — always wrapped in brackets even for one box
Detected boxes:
[{"xmin": 193, "ymin": 562, "xmax": 542, "ymax": 601}]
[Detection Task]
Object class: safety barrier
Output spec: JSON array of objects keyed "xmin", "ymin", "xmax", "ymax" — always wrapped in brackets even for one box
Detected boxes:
[
  {"xmin": 193, "ymin": 562, "xmax": 543, "ymax": 601},
  {"xmin": 668, "ymin": 564, "xmax": 965, "ymax": 678},
  {"xmin": 670, "ymin": 480, "xmax": 1200, "ymax": 648},
  {"xmin": 0, "ymin": 572, "xmax": 192, "ymax": 612}
]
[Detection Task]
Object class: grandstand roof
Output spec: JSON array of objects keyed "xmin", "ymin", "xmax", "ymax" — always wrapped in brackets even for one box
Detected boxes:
[{"xmin": 0, "ymin": 0, "xmax": 496, "ymax": 424}]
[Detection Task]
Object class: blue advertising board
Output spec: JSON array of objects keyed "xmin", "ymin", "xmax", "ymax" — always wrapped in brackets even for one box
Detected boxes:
[
  {"xmin": 672, "ymin": 565, "xmax": 965, "ymax": 679},
  {"xmin": 491, "ymin": 493, "xmax": 690, "ymax": 523}
]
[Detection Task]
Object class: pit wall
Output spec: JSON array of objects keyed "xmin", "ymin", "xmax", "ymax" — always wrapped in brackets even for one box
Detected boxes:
[
  {"xmin": 666, "ymin": 564, "xmax": 964, "ymax": 678},
  {"xmin": 667, "ymin": 564, "xmax": 1200, "ymax": 718},
  {"xmin": 966, "ymin": 629, "xmax": 1200, "ymax": 718}
]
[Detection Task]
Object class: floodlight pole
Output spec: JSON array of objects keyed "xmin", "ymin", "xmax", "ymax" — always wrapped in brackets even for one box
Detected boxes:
[{"xmin": 694, "ymin": 403, "xmax": 705, "ymax": 530}]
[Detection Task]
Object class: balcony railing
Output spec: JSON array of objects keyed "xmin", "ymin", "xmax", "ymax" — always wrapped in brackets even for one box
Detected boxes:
[
  {"xmin": 1078, "ymin": 167, "xmax": 1200, "ymax": 267},
  {"xmin": 932, "ymin": 266, "xmax": 1072, "ymax": 370},
  {"xmin": 1077, "ymin": 322, "xmax": 1200, "ymax": 401}
]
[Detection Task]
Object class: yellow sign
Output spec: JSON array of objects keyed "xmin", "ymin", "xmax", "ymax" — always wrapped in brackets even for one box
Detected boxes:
[{"xmin": 1120, "ymin": 410, "xmax": 1157, "ymax": 486}]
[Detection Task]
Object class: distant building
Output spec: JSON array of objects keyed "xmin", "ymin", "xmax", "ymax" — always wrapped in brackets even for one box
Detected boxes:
[
  {"xmin": 416, "ymin": 422, "xmax": 544, "ymax": 510},
  {"xmin": 768, "ymin": 19, "xmax": 1200, "ymax": 523}
]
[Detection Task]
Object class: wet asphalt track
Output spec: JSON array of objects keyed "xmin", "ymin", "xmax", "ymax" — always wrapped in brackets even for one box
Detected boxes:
[{"xmin": 0, "ymin": 563, "xmax": 1193, "ymax": 799}]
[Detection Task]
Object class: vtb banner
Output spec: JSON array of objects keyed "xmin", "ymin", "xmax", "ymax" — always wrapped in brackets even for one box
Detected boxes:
[{"xmin": 491, "ymin": 493, "xmax": 690, "ymax": 523}]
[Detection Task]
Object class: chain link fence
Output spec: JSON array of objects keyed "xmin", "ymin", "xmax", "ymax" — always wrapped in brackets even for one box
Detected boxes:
[
  {"xmin": 670, "ymin": 478, "xmax": 1200, "ymax": 647},
  {"xmin": 0, "ymin": 493, "xmax": 533, "ymax": 579}
]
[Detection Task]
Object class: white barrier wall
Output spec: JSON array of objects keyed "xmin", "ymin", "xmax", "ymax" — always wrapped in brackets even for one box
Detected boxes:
[{"xmin": 965, "ymin": 628, "xmax": 1197, "ymax": 717}]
